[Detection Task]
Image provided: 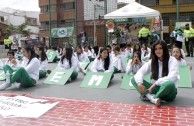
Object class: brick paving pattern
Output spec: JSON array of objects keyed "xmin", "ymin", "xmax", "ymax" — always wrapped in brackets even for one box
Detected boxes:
[{"xmin": 0, "ymin": 93, "xmax": 194, "ymax": 126}]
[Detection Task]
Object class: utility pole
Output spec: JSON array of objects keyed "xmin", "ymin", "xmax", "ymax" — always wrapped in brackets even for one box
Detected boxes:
[
  {"xmin": 176, "ymin": 0, "xmax": 179, "ymax": 22},
  {"xmin": 48, "ymin": 0, "xmax": 51, "ymax": 47},
  {"xmin": 75, "ymin": 0, "xmax": 78, "ymax": 46},
  {"xmin": 94, "ymin": 4, "xmax": 96, "ymax": 46},
  {"xmin": 104, "ymin": 0, "xmax": 108, "ymax": 45}
]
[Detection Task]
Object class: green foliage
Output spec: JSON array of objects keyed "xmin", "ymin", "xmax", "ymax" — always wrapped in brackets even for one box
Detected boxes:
[{"xmin": 3, "ymin": 22, "xmax": 31, "ymax": 37}]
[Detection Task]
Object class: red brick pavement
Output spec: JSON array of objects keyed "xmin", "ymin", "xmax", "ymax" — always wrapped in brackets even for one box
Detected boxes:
[{"xmin": 0, "ymin": 93, "xmax": 194, "ymax": 126}]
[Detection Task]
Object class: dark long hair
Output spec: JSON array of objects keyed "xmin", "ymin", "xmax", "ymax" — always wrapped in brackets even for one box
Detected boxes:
[
  {"xmin": 93, "ymin": 46, "xmax": 99, "ymax": 56},
  {"xmin": 133, "ymin": 43, "xmax": 141, "ymax": 55},
  {"xmin": 61, "ymin": 47, "xmax": 73, "ymax": 67},
  {"xmin": 132, "ymin": 51, "xmax": 142, "ymax": 63},
  {"xmin": 151, "ymin": 40, "xmax": 169, "ymax": 80},
  {"xmin": 37, "ymin": 46, "xmax": 47, "ymax": 61},
  {"xmin": 99, "ymin": 47, "xmax": 110, "ymax": 70},
  {"xmin": 24, "ymin": 46, "xmax": 37, "ymax": 65}
]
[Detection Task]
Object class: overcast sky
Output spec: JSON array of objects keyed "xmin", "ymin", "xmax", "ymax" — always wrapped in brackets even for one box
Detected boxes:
[{"xmin": 0, "ymin": 0, "xmax": 40, "ymax": 11}]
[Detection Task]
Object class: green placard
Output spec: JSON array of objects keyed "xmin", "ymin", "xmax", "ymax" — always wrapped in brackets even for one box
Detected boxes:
[
  {"xmin": 0, "ymin": 69, "xmax": 5, "ymax": 81},
  {"xmin": 79, "ymin": 62, "xmax": 90, "ymax": 70},
  {"xmin": 47, "ymin": 50, "xmax": 57, "ymax": 62},
  {"xmin": 178, "ymin": 66, "xmax": 192, "ymax": 88},
  {"xmin": 51, "ymin": 27, "xmax": 74, "ymax": 38},
  {"xmin": 120, "ymin": 73, "xmax": 151, "ymax": 90},
  {"xmin": 80, "ymin": 72, "xmax": 113, "ymax": 88},
  {"xmin": 120, "ymin": 74, "xmax": 135, "ymax": 90},
  {"xmin": 44, "ymin": 68, "xmax": 73, "ymax": 85},
  {"xmin": 124, "ymin": 58, "xmax": 131, "ymax": 69}
]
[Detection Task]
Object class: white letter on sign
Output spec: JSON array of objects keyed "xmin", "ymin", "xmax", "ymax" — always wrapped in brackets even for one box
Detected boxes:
[
  {"xmin": 129, "ymin": 76, "xmax": 134, "ymax": 87},
  {"xmin": 48, "ymin": 52, "xmax": 53, "ymax": 59},
  {"xmin": 50, "ymin": 72, "xmax": 64, "ymax": 83},
  {"xmin": 88, "ymin": 75, "xmax": 103, "ymax": 86}
]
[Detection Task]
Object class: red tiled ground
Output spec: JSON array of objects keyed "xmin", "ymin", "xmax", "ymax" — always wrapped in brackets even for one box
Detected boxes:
[{"xmin": 1, "ymin": 93, "xmax": 194, "ymax": 126}]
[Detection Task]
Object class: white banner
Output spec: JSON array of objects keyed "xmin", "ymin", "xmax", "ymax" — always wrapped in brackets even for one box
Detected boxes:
[{"xmin": 0, "ymin": 96, "xmax": 58, "ymax": 118}]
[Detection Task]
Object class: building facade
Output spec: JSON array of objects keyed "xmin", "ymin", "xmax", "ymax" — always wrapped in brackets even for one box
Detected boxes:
[
  {"xmin": 39, "ymin": 0, "xmax": 119, "ymax": 47},
  {"xmin": 39, "ymin": 0, "xmax": 84, "ymax": 47}
]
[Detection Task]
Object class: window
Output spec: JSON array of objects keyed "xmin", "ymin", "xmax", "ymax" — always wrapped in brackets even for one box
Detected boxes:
[
  {"xmin": 173, "ymin": 0, "xmax": 194, "ymax": 4},
  {"xmin": 0, "ymin": 29, "xmax": 2, "ymax": 36},
  {"xmin": 61, "ymin": 2, "xmax": 75, "ymax": 10},
  {"xmin": 40, "ymin": 21, "xmax": 49, "ymax": 30},
  {"xmin": 140, "ymin": 0, "xmax": 159, "ymax": 6},
  {"xmin": 40, "ymin": 6, "xmax": 48, "ymax": 13},
  {"xmin": 40, "ymin": 5, "xmax": 57, "ymax": 13},
  {"xmin": 61, "ymin": 19, "xmax": 74, "ymax": 27},
  {"xmin": 26, "ymin": 18, "xmax": 37, "ymax": 26},
  {"xmin": 51, "ymin": 21, "xmax": 57, "ymax": 28}
]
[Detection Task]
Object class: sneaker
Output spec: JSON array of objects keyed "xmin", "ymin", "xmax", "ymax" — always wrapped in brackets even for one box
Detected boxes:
[
  {"xmin": 151, "ymin": 98, "xmax": 161, "ymax": 106},
  {"xmin": 140, "ymin": 96, "xmax": 149, "ymax": 101},
  {"xmin": 47, "ymin": 70, "xmax": 51, "ymax": 74},
  {"xmin": 0, "ymin": 82, "xmax": 11, "ymax": 91}
]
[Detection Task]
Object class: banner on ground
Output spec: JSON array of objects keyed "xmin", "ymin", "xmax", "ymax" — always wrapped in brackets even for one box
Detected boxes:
[{"xmin": 0, "ymin": 96, "xmax": 58, "ymax": 118}]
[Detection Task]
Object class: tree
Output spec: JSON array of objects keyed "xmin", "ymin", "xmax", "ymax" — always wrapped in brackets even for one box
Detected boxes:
[{"xmin": 3, "ymin": 22, "xmax": 31, "ymax": 37}]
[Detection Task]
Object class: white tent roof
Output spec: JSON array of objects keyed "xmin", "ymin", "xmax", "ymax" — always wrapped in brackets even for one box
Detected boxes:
[{"xmin": 104, "ymin": 2, "xmax": 160, "ymax": 19}]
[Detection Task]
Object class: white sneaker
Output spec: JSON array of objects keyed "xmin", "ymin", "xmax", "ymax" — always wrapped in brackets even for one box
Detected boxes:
[
  {"xmin": 151, "ymin": 98, "xmax": 161, "ymax": 106},
  {"xmin": 0, "ymin": 82, "xmax": 11, "ymax": 91}
]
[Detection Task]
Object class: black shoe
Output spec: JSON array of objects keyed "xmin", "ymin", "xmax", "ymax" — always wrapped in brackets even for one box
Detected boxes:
[
  {"xmin": 186, "ymin": 55, "xmax": 190, "ymax": 57},
  {"xmin": 47, "ymin": 70, "xmax": 51, "ymax": 74},
  {"xmin": 191, "ymin": 54, "xmax": 193, "ymax": 57}
]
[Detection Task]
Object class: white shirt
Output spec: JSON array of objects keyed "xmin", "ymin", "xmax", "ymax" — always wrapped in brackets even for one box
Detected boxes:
[
  {"xmin": 84, "ymin": 50, "xmax": 92, "ymax": 58},
  {"xmin": 177, "ymin": 58, "xmax": 187, "ymax": 66},
  {"xmin": 126, "ymin": 60, "xmax": 142, "ymax": 75},
  {"xmin": 141, "ymin": 48, "xmax": 151, "ymax": 62},
  {"xmin": 21, "ymin": 57, "xmax": 40, "ymax": 82},
  {"xmin": 4, "ymin": 59, "xmax": 20, "ymax": 69},
  {"xmin": 39, "ymin": 59, "xmax": 48, "ymax": 72},
  {"xmin": 75, "ymin": 53, "xmax": 89, "ymax": 62},
  {"xmin": 112, "ymin": 54, "xmax": 123, "ymax": 71},
  {"xmin": 90, "ymin": 57, "xmax": 113, "ymax": 73},
  {"xmin": 57, "ymin": 55, "xmax": 79, "ymax": 72},
  {"xmin": 125, "ymin": 48, "xmax": 133, "ymax": 58},
  {"xmin": 134, "ymin": 56, "xmax": 179, "ymax": 87},
  {"xmin": 180, "ymin": 49, "xmax": 185, "ymax": 58},
  {"xmin": 120, "ymin": 50, "xmax": 127, "ymax": 59},
  {"xmin": 0, "ymin": 60, "xmax": 4, "ymax": 69}
]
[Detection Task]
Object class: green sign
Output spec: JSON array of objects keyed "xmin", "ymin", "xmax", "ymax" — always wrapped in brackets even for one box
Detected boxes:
[
  {"xmin": 44, "ymin": 68, "xmax": 73, "ymax": 85},
  {"xmin": 178, "ymin": 66, "xmax": 192, "ymax": 88},
  {"xmin": 0, "ymin": 69, "xmax": 5, "ymax": 80},
  {"xmin": 47, "ymin": 50, "xmax": 57, "ymax": 63},
  {"xmin": 79, "ymin": 62, "xmax": 90, "ymax": 70},
  {"xmin": 80, "ymin": 72, "xmax": 113, "ymax": 88},
  {"xmin": 51, "ymin": 27, "xmax": 74, "ymax": 38},
  {"xmin": 120, "ymin": 73, "xmax": 151, "ymax": 90}
]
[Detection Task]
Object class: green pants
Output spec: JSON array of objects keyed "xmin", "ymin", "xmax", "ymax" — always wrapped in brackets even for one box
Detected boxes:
[
  {"xmin": 131, "ymin": 77, "xmax": 177, "ymax": 101},
  {"xmin": 89, "ymin": 58, "xmax": 95, "ymax": 62},
  {"xmin": 113, "ymin": 67, "xmax": 119, "ymax": 74},
  {"xmin": 71, "ymin": 70, "xmax": 78, "ymax": 80},
  {"xmin": 39, "ymin": 70, "xmax": 46, "ymax": 78},
  {"xmin": 3, "ymin": 65, "xmax": 36, "ymax": 88}
]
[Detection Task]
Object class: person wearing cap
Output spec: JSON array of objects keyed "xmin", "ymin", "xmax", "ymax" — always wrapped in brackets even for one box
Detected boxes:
[
  {"xmin": 184, "ymin": 23, "xmax": 194, "ymax": 57},
  {"xmin": 138, "ymin": 24, "xmax": 151, "ymax": 46}
]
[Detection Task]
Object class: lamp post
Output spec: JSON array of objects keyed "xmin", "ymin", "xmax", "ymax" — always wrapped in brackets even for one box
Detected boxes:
[
  {"xmin": 176, "ymin": 0, "xmax": 179, "ymax": 22},
  {"xmin": 104, "ymin": 0, "xmax": 108, "ymax": 46},
  {"xmin": 94, "ymin": 4, "xmax": 97, "ymax": 46},
  {"xmin": 48, "ymin": 0, "xmax": 51, "ymax": 47}
]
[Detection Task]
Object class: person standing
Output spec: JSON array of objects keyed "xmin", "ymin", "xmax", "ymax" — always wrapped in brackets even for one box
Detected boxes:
[
  {"xmin": 184, "ymin": 23, "xmax": 194, "ymax": 57},
  {"xmin": 138, "ymin": 24, "xmax": 151, "ymax": 46}
]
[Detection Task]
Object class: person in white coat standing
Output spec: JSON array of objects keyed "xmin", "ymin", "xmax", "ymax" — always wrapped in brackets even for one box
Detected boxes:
[{"xmin": 131, "ymin": 40, "xmax": 179, "ymax": 106}]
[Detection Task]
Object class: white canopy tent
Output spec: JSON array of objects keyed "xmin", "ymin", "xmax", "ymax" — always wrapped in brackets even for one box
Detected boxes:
[
  {"xmin": 104, "ymin": 2, "xmax": 160, "ymax": 19},
  {"xmin": 104, "ymin": 2, "xmax": 163, "ymax": 39}
]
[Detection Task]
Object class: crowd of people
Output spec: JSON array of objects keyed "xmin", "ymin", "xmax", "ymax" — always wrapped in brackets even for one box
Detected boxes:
[{"xmin": 0, "ymin": 34, "xmax": 192, "ymax": 106}]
